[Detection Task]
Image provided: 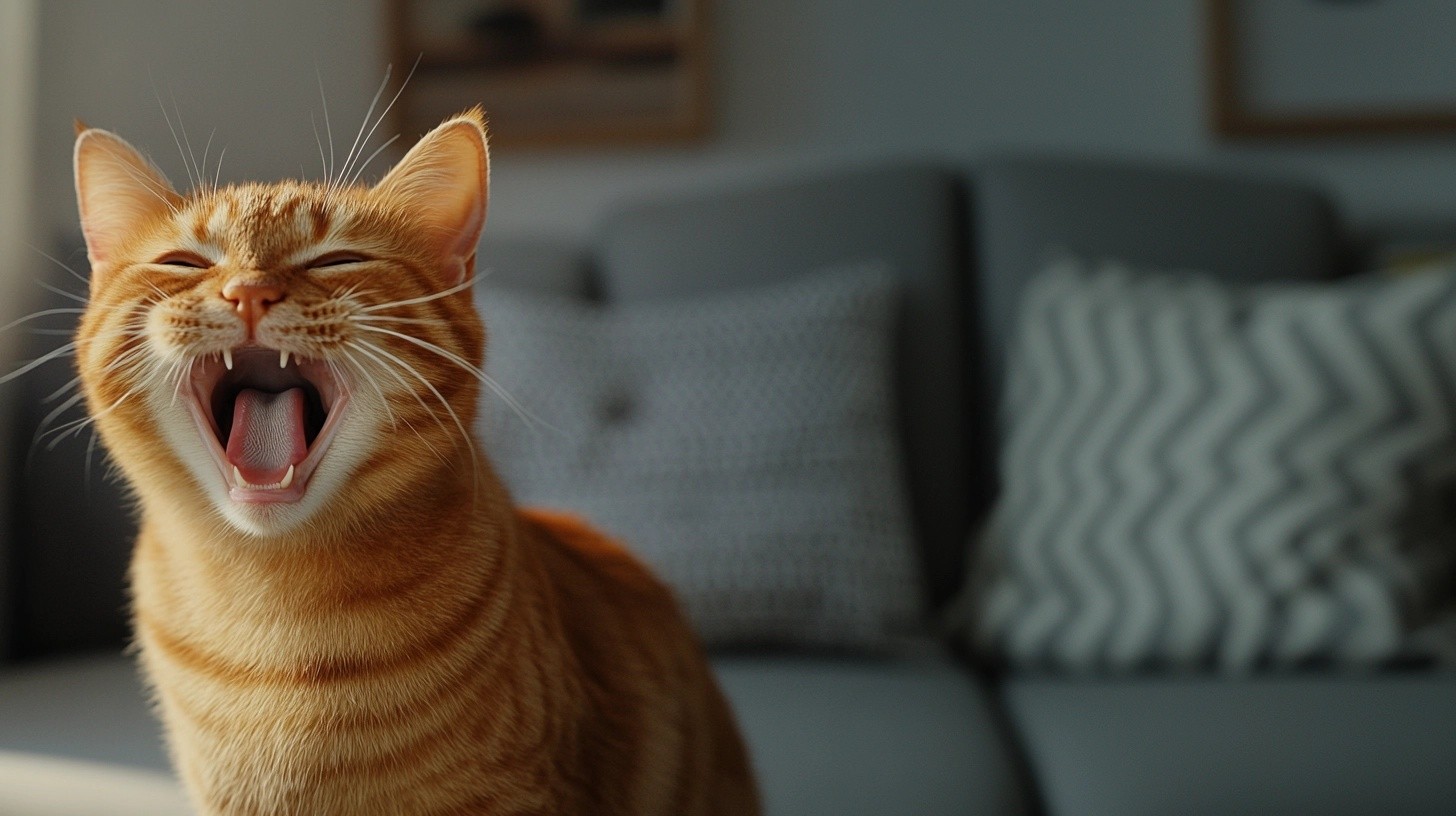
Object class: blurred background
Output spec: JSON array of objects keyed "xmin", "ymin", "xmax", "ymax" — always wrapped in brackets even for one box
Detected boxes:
[
  {"xmin": 4, "ymin": 2, "xmax": 1456, "ymax": 814},
  {"xmin": 8, "ymin": 0, "xmax": 1456, "ymax": 553},
  {"xmin": 2, "ymin": 6, "xmax": 1454, "ymax": 655},
  {"xmin": 12, "ymin": 0, "xmax": 1456, "ymax": 251}
]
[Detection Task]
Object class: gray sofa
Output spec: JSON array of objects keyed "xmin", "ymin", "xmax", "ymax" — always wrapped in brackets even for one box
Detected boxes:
[{"xmin": 3, "ymin": 155, "xmax": 1455, "ymax": 815}]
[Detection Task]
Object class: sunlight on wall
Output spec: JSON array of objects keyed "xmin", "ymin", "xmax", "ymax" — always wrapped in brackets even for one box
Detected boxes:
[
  {"xmin": 0, "ymin": 0, "xmax": 39, "ymax": 659},
  {"xmin": 1, "ymin": 0, "xmax": 38, "ymax": 317}
]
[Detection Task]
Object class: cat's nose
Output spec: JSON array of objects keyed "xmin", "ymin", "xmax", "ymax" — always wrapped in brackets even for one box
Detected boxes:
[{"xmin": 221, "ymin": 280, "xmax": 285, "ymax": 334}]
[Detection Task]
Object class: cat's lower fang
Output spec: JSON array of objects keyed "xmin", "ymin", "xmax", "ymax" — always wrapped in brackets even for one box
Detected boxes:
[{"xmin": 232, "ymin": 464, "xmax": 296, "ymax": 490}]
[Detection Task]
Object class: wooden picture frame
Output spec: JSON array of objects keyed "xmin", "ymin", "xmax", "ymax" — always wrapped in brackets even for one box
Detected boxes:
[
  {"xmin": 387, "ymin": 0, "xmax": 711, "ymax": 149},
  {"xmin": 1208, "ymin": 0, "xmax": 1456, "ymax": 139}
]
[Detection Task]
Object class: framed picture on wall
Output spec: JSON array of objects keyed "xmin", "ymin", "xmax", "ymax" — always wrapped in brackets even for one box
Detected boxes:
[
  {"xmin": 388, "ymin": 0, "xmax": 710, "ymax": 148},
  {"xmin": 1208, "ymin": 0, "xmax": 1456, "ymax": 138}
]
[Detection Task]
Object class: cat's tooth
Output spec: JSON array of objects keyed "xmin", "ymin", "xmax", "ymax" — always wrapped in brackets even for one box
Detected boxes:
[
  {"xmin": 279, "ymin": 350, "xmax": 290, "ymax": 369},
  {"xmin": 223, "ymin": 349, "xmax": 234, "ymax": 371},
  {"xmin": 230, "ymin": 465, "xmax": 294, "ymax": 490}
]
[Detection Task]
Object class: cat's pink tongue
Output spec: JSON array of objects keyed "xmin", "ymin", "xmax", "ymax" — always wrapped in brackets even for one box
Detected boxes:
[{"xmin": 226, "ymin": 388, "xmax": 307, "ymax": 486}]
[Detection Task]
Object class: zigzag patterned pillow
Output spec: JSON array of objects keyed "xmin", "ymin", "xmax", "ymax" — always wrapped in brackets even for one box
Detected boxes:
[
  {"xmin": 475, "ymin": 267, "xmax": 925, "ymax": 651},
  {"xmin": 963, "ymin": 258, "xmax": 1456, "ymax": 672}
]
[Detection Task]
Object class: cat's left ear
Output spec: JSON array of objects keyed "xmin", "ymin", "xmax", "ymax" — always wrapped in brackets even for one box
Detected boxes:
[
  {"xmin": 74, "ymin": 125, "xmax": 181, "ymax": 270},
  {"xmin": 373, "ymin": 108, "xmax": 489, "ymax": 286}
]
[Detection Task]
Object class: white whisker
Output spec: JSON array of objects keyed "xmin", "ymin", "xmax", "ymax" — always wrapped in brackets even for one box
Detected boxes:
[
  {"xmin": 333, "ymin": 283, "xmax": 378, "ymax": 304},
  {"xmin": 200, "ymin": 128, "xmax": 216, "ymax": 192},
  {"xmin": 336, "ymin": 66, "xmax": 392, "ymax": 194},
  {"xmin": 316, "ymin": 67, "xmax": 337, "ymax": 184},
  {"xmin": 152, "ymin": 75, "xmax": 198, "ymax": 190},
  {"xmin": 311, "ymin": 113, "xmax": 329, "ymax": 184},
  {"xmin": 0, "ymin": 342, "xmax": 77, "ymax": 386},
  {"xmin": 358, "ymin": 277, "xmax": 474, "ymax": 313},
  {"xmin": 337, "ymin": 346, "xmax": 399, "ymax": 432},
  {"xmin": 346, "ymin": 133, "xmax": 400, "ymax": 187},
  {"xmin": 346, "ymin": 343, "xmax": 452, "ymax": 468},
  {"xmin": 338, "ymin": 56, "xmax": 419, "ymax": 191},
  {"xmin": 35, "ymin": 279, "xmax": 88, "ymax": 304},
  {"xmin": 143, "ymin": 280, "xmax": 171, "ymax": 301},
  {"xmin": 349, "ymin": 340, "xmax": 468, "ymax": 474},
  {"xmin": 213, "ymin": 145, "xmax": 227, "ymax": 191},
  {"xmin": 350, "ymin": 314, "xmax": 447, "ymax": 327},
  {"xmin": 29, "ymin": 244, "xmax": 92, "ymax": 289},
  {"xmin": 116, "ymin": 161, "xmax": 180, "ymax": 214},
  {"xmin": 41, "ymin": 384, "xmax": 140, "ymax": 449},
  {"xmin": 169, "ymin": 85, "xmax": 203, "ymax": 192},
  {"xmin": 349, "ymin": 340, "xmax": 437, "ymax": 427},
  {"xmin": 43, "ymin": 376, "xmax": 82, "ymax": 404},
  {"xmin": 32, "ymin": 391, "xmax": 89, "ymax": 454},
  {"xmin": 353, "ymin": 322, "xmax": 552, "ymax": 435},
  {"xmin": 0, "ymin": 308, "xmax": 85, "ymax": 334},
  {"xmin": 165, "ymin": 356, "xmax": 188, "ymax": 407},
  {"xmin": 100, "ymin": 345, "xmax": 152, "ymax": 378}
]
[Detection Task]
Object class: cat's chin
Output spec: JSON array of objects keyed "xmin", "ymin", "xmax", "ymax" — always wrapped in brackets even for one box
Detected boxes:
[
  {"xmin": 217, "ymin": 498, "xmax": 328, "ymax": 538},
  {"xmin": 184, "ymin": 348, "xmax": 352, "ymax": 517}
]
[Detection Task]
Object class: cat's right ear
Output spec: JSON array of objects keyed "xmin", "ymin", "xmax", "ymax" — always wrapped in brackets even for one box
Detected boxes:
[
  {"xmin": 372, "ymin": 108, "xmax": 489, "ymax": 287},
  {"xmin": 74, "ymin": 127, "xmax": 180, "ymax": 270}
]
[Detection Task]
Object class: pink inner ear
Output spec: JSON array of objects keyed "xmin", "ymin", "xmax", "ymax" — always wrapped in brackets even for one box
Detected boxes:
[
  {"xmin": 74, "ymin": 130, "xmax": 179, "ymax": 265},
  {"xmin": 449, "ymin": 195, "xmax": 487, "ymax": 261},
  {"xmin": 372, "ymin": 117, "xmax": 489, "ymax": 274}
]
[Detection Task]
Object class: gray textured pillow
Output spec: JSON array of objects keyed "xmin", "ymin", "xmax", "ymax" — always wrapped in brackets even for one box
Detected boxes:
[
  {"xmin": 476, "ymin": 266, "xmax": 924, "ymax": 650},
  {"xmin": 959, "ymin": 258, "xmax": 1456, "ymax": 673}
]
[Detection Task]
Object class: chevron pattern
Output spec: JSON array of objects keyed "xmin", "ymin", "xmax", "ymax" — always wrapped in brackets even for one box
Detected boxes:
[{"xmin": 969, "ymin": 259, "xmax": 1456, "ymax": 672}]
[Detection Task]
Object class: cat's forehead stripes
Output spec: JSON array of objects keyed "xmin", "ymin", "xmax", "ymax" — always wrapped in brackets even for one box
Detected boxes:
[
  {"xmin": 185, "ymin": 185, "xmax": 345, "ymax": 270},
  {"xmin": 195, "ymin": 196, "xmax": 239, "ymax": 244},
  {"xmin": 175, "ymin": 235, "xmax": 226, "ymax": 265}
]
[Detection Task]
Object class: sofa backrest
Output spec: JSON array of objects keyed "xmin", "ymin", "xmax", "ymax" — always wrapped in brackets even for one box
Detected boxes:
[
  {"xmin": 588, "ymin": 157, "xmax": 1347, "ymax": 611},
  {"xmin": 593, "ymin": 163, "xmax": 976, "ymax": 609},
  {"xmin": 971, "ymin": 155, "xmax": 1347, "ymax": 395}
]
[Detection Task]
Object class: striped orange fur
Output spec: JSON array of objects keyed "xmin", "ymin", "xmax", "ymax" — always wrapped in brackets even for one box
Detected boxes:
[{"xmin": 71, "ymin": 109, "xmax": 760, "ymax": 815}]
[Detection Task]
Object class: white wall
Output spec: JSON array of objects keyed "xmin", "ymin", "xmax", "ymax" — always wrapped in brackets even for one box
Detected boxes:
[
  {"xmin": 31, "ymin": 0, "xmax": 1456, "ymax": 249},
  {"xmin": 32, "ymin": 0, "xmax": 383, "ymax": 247}
]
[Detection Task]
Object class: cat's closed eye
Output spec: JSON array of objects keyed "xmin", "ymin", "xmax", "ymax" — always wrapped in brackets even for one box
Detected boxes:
[
  {"xmin": 153, "ymin": 251, "xmax": 213, "ymax": 269},
  {"xmin": 307, "ymin": 251, "xmax": 370, "ymax": 269}
]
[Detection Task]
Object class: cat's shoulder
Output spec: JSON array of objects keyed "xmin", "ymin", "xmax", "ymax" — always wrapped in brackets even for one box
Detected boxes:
[{"xmin": 517, "ymin": 508, "xmax": 672, "ymax": 602}]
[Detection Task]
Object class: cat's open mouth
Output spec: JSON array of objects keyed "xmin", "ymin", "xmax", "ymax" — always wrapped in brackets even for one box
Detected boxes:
[{"xmin": 186, "ymin": 348, "xmax": 349, "ymax": 504}]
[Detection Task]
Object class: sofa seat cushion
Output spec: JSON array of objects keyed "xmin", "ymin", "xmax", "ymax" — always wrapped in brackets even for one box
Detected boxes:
[
  {"xmin": 0, "ymin": 652, "xmax": 1030, "ymax": 816},
  {"xmin": 714, "ymin": 654, "xmax": 1031, "ymax": 816},
  {"xmin": 1005, "ymin": 674, "xmax": 1456, "ymax": 816}
]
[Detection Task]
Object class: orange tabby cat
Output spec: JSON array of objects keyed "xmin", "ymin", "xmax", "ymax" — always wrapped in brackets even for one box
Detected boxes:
[{"xmin": 70, "ymin": 108, "xmax": 760, "ymax": 816}]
